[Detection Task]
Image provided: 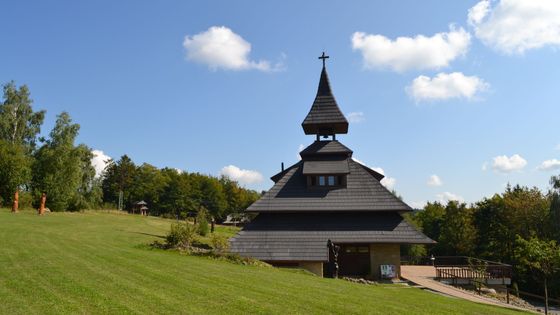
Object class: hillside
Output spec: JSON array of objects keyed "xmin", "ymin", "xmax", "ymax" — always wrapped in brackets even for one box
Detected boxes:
[{"xmin": 0, "ymin": 210, "xmax": 527, "ymax": 314}]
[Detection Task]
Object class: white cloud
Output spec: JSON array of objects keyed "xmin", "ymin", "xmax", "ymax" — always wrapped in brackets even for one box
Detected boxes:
[
  {"xmin": 468, "ymin": 0, "xmax": 491, "ymax": 26},
  {"xmin": 183, "ymin": 26, "xmax": 281, "ymax": 71},
  {"xmin": 351, "ymin": 26, "xmax": 471, "ymax": 72},
  {"xmin": 491, "ymin": 154, "xmax": 527, "ymax": 173},
  {"xmin": 410, "ymin": 201, "xmax": 427, "ymax": 209},
  {"xmin": 381, "ymin": 177, "xmax": 397, "ymax": 191},
  {"xmin": 538, "ymin": 159, "xmax": 560, "ymax": 171},
  {"xmin": 469, "ymin": 0, "xmax": 560, "ymax": 54},
  {"xmin": 91, "ymin": 150, "xmax": 111, "ymax": 178},
  {"xmin": 436, "ymin": 192, "xmax": 465, "ymax": 203},
  {"xmin": 371, "ymin": 166, "xmax": 396, "ymax": 190},
  {"xmin": 406, "ymin": 72, "xmax": 488, "ymax": 102},
  {"xmin": 427, "ymin": 174, "xmax": 443, "ymax": 187},
  {"xmin": 220, "ymin": 165, "xmax": 263, "ymax": 185},
  {"xmin": 346, "ymin": 112, "xmax": 365, "ymax": 123},
  {"xmin": 353, "ymin": 158, "xmax": 396, "ymax": 190},
  {"xmin": 353, "ymin": 158, "xmax": 366, "ymax": 166},
  {"xmin": 297, "ymin": 144, "xmax": 305, "ymax": 160}
]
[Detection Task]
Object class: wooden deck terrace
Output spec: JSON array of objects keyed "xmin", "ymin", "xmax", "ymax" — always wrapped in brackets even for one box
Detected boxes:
[{"xmin": 402, "ymin": 256, "xmax": 512, "ymax": 286}]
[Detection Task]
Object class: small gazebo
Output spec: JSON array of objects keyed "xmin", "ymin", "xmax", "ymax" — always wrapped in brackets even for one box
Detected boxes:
[{"xmin": 134, "ymin": 201, "xmax": 148, "ymax": 216}]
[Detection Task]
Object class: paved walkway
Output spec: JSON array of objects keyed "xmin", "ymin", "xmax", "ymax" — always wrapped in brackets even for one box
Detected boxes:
[{"xmin": 400, "ymin": 265, "xmax": 532, "ymax": 313}]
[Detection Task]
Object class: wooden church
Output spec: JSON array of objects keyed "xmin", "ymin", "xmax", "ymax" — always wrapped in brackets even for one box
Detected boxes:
[{"xmin": 230, "ymin": 54, "xmax": 434, "ymax": 279}]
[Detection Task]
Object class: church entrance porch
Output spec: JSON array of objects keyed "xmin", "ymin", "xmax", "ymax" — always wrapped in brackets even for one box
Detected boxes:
[
  {"xmin": 327, "ymin": 243, "xmax": 402, "ymax": 280},
  {"xmin": 337, "ymin": 244, "xmax": 371, "ymax": 277}
]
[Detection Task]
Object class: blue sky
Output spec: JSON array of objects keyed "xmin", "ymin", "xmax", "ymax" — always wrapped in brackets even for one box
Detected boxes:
[{"xmin": 2, "ymin": 0, "xmax": 560, "ymax": 207}]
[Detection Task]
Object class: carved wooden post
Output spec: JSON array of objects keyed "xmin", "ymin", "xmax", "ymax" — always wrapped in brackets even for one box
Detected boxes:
[
  {"xmin": 39, "ymin": 193, "xmax": 46, "ymax": 215},
  {"xmin": 11, "ymin": 189, "xmax": 19, "ymax": 213}
]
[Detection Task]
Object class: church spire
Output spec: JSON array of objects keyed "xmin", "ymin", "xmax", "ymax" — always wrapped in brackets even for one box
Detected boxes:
[{"xmin": 301, "ymin": 52, "xmax": 349, "ymax": 137}]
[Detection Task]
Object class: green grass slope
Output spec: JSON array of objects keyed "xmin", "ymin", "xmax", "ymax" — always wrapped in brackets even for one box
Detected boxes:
[{"xmin": 0, "ymin": 210, "xmax": 527, "ymax": 315}]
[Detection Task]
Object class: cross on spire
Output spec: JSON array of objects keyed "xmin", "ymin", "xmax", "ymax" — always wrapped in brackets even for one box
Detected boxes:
[{"xmin": 318, "ymin": 52, "xmax": 329, "ymax": 67}]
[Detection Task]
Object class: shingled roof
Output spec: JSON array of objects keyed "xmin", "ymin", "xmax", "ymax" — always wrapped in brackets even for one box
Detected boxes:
[
  {"xmin": 302, "ymin": 160, "xmax": 350, "ymax": 175},
  {"xmin": 299, "ymin": 140, "xmax": 352, "ymax": 159},
  {"xmin": 230, "ymin": 56, "xmax": 435, "ymax": 264},
  {"xmin": 230, "ymin": 212, "xmax": 435, "ymax": 261},
  {"xmin": 301, "ymin": 66, "xmax": 349, "ymax": 135},
  {"xmin": 246, "ymin": 156, "xmax": 408, "ymax": 212}
]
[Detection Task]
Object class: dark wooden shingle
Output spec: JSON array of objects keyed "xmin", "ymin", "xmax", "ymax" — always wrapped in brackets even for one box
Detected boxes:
[
  {"xmin": 247, "ymin": 156, "xmax": 407, "ymax": 212},
  {"xmin": 301, "ymin": 67, "xmax": 349, "ymax": 135},
  {"xmin": 230, "ymin": 212, "xmax": 435, "ymax": 261},
  {"xmin": 302, "ymin": 160, "xmax": 350, "ymax": 175}
]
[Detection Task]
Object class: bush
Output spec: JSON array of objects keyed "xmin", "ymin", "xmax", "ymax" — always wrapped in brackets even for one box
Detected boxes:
[
  {"xmin": 166, "ymin": 221, "xmax": 197, "ymax": 249},
  {"xmin": 18, "ymin": 191, "xmax": 33, "ymax": 209},
  {"xmin": 196, "ymin": 208, "xmax": 209, "ymax": 236},
  {"xmin": 210, "ymin": 234, "xmax": 230, "ymax": 253}
]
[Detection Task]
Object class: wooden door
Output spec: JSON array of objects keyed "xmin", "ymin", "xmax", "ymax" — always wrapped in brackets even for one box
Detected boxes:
[{"xmin": 338, "ymin": 244, "xmax": 370, "ymax": 277}]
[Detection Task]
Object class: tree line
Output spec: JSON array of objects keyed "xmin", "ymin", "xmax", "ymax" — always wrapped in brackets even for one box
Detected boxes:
[
  {"xmin": 0, "ymin": 81, "xmax": 260, "ymax": 219},
  {"xmin": 405, "ymin": 181, "xmax": 560, "ymax": 303},
  {"xmin": 101, "ymin": 155, "xmax": 260, "ymax": 219}
]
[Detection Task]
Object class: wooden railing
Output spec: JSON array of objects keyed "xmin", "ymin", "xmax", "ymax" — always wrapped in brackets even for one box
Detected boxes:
[
  {"xmin": 402, "ymin": 256, "xmax": 512, "ymax": 282},
  {"xmin": 436, "ymin": 257, "xmax": 512, "ymax": 284}
]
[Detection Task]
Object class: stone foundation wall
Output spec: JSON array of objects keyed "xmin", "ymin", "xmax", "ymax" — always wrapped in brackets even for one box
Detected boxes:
[
  {"xmin": 299, "ymin": 261, "xmax": 323, "ymax": 277},
  {"xmin": 369, "ymin": 244, "xmax": 401, "ymax": 280}
]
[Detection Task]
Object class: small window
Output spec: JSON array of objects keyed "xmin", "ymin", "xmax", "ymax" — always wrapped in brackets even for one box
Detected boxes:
[
  {"xmin": 308, "ymin": 175, "xmax": 346, "ymax": 188},
  {"xmin": 338, "ymin": 175, "xmax": 345, "ymax": 186},
  {"xmin": 357, "ymin": 246, "xmax": 369, "ymax": 253}
]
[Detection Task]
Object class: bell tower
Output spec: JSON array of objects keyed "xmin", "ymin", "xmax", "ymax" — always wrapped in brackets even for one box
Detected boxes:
[{"xmin": 301, "ymin": 52, "xmax": 349, "ymax": 140}]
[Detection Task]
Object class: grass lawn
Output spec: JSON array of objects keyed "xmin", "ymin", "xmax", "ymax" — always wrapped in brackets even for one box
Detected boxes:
[{"xmin": 0, "ymin": 210, "xmax": 528, "ymax": 314}]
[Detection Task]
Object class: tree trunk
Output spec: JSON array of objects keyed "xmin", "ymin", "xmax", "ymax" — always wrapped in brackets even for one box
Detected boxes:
[
  {"xmin": 39, "ymin": 193, "xmax": 46, "ymax": 215},
  {"xmin": 11, "ymin": 189, "xmax": 19, "ymax": 213},
  {"xmin": 544, "ymin": 277, "xmax": 548, "ymax": 315}
]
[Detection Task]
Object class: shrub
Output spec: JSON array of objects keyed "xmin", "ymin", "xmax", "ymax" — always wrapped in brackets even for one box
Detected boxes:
[
  {"xmin": 166, "ymin": 221, "xmax": 197, "ymax": 249},
  {"xmin": 18, "ymin": 191, "xmax": 33, "ymax": 209},
  {"xmin": 196, "ymin": 208, "xmax": 209, "ymax": 236},
  {"xmin": 210, "ymin": 234, "xmax": 230, "ymax": 253}
]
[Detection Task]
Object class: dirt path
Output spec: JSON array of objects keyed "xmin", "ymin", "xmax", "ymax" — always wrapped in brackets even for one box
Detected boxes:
[{"xmin": 400, "ymin": 265, "xmax": 532, "ymax": 313}]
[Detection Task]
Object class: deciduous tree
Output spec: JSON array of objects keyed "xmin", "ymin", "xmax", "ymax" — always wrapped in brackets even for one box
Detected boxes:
[
  {"xmin": 0, "ymin": 81, "xmax": 44, "ymax": 207},
  {"xmin": 0, "ymin": 81, "xmax": 45, "ymax": 150},
  {"xmin": 0, "ymin": 140, "xmax": 31, "ymax": 206},
  {"xmin": 32, "ymin": 112, "xmax": 90, "ymax": 211},
  {"xmin": 438, "ymin": 201, "xmax": 477, "ymax": 256},
  {"xmin": 515, "ymin": 236, "xmax": 560, "ymax": 315}
]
